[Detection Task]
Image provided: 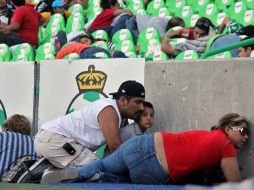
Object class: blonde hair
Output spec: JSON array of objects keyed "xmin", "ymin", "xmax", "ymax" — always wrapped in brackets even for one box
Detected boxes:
[{"xmin": 211, "ymin": 113, "xmax": 248, "ymax": 131}]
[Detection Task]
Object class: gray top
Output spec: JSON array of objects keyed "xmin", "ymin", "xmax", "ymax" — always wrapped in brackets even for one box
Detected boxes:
[
  {"xmin": 120, "ymin": 122, "xmax": 143, "ymax": 143},
  {"xmin": 136, "ymin": 14, "xmax": 170, "ymax": 37}
]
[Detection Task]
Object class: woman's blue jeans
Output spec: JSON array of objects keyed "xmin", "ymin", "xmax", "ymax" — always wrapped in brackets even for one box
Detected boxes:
[{"xmin": 76, "ymin": 134, "xmax": 170, "ymax": 184}]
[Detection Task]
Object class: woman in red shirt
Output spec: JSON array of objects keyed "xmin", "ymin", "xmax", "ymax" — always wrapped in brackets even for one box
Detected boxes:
[{"xmin": 41, "ymin": 113, "xmax": 249, "ymax": 185}]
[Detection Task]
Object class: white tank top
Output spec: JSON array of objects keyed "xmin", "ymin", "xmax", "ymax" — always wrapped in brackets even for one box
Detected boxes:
[{"xmin": 41, "ymin": 98, "xmax": 121, "ymax": 151}]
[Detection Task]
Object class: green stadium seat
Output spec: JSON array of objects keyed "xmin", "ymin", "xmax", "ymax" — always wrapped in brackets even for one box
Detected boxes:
[
  {"xmin": 68, "ymin": 4, "xmax": 85, "ymax": 15},
  {"xmin": 158, "ymin": 7, "xmax": 172, "ymax": 18},
  {"xmin": 0, "ymin": 44, "xmax": 11, "ymax": 62},
  {"xmin": 211, "ymin": 11, "xmax": 228, "ymax": 27},
  {"xmin": 94, "ymin": 51, "xmax": 110, "ymax": 58},
  {"xmin": 91, "ymin": 30, "xmax": 109, "ymax": 41},
  {"xmin": 63, "ymin": 53, "xmax": 80, "ymax": 60},
  {"xmin": 175, "ymin": 50, "xmax": 199, "ymax": 60},
  {"xmin": 215, "ymin": 0, "xmax": 232, "ymax": 12},
  {"xmin": 145, "ymin": 48, "xmax": 169, "ymax": 61},
  {"xmin": 114, "ymin": 40, "xmax": 137, "ymax": 58},
  {"xmin": 92, "ymin": 41, "xmax": 109, "ymax": 51},
  {"xmin": 39, "ymin": 13, "xmax": 65, "ymax": 45},
  {"xmin": 175, "ymin": 6, "xmax": 194, "ymax": 28},
  {"xmin": 241, "ymin": 10, "xmax": 254, "ymax": 26},
  {"xmin": 86, "ymin": 3, "xmax": 102, "ymax": 22},
  {"xmin": 228, "ymin": 1, "xmax": 247, "ymax": 24},
  {"xmin": 200, "ymin": 3, "xmax": 218, "ymax": 21},
  {"xmin": 190, "ymin": 0, "xmax": 210, "ymax": 14},
  {"xmin": 187, "ymin": 13, "xmax": 201, "ymax": 28},
  {"xmin": 206, "ymin": 51, "xmax": 232, "ymax": 59},
  {"xmin": 244, "ymin": 0, "xmax": 254, "ymax": 9},
  {"xmin": 126, "ymin": 0, "xmax": 145, "ymax": 15},
  {"xmin": 35, "ymin": 42, "xmax": 56, "ymax": 62},
  {"xmin": 65, "ymin": 13, "xmax": 85, "ymax": 34},
  {"xmin": 112, "ymin": 29, "xmax": 134, "ymax": 44},
  {"xmin": 146, "ymin": 0, "xmax": 165, "ymax": 16},
  {"xmin": 166, "ymin": 0, "xmax": 187, "ymax": 16},
  {"xmin": 137, "ymin": 27, "xmax": 161, "ymax": 55},
  {"xmin": 11, "ymin": 43, "xmax": 34, "ymax": 61}
]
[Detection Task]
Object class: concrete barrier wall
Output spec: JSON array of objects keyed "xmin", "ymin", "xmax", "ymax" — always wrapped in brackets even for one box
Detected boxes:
[{"xmin": 145, "ymin": 58, "xmax": 254, "ymax": 179}]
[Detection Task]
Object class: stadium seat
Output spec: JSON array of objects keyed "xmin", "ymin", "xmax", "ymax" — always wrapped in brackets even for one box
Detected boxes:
[
  {"xmin": 175, "ymin": 6, "xmax": 194, "ymax": 28},
  {"xmin": 158, "ymin": 7, "xmax": 172, "ymax": 18},
  {"xmin": 166, "ymin": 0, "xmax": 187, "ymax": 16},
  {"xmin": 126, "ymin": 0, "xmax": 145, "ymax": 15},
  {"xmin": 0, "ymin": 44, "xmax": 11, "ymax": 62},
  {"xmin": 92, "ymin": 41, "xmax": 110, "ymax": 51},
  {"xmin": 86, "ymin": 3, "xmax": 102, "ymax": 22},
  {"xmin": 35, "ymin": 42, "xmax": 56, "ymax": 62},
  {"xmin": 65, "ymin": 13, "xmax": 85, "ymax": 34},
  {"xmin": 95, "ymin": 144, "xmax": 107, "ymax": 159},
  {"xmin": 241, "ymin": 10, "xmax": 254, "ymax": 26},
  {"xmin": 200, "ymin": 3, "xmax": 219, "ymax": 21},
  {"xmin": 190, "ymin": 0, "xmax": 210, "ymax": 14},
  {"xmin": 63, "ymin": 53, "xmax": 80, "ymax": 60},
  {"xmin": 215, "ymin": 0, "xmax": 233, "ymax": 12},
  {"xmin": 187, "ymin": 13, "xmax": 201, "ymax": 28},
  {"xmin": 112, "ymin": 29, "xmax": 134, "ymax": 44},
  {"xmin": 68, "ymin": 4, "xmax": 85, "ymax": 15},
  {"xmin": 175, "ymin": 50, "xmax": 199, "ymax": 60},
  {"xmin": 146, "ymin": 48, "xmax": 169, "ymax": 61},
  {"xmin": 211, "ymin": 11, "xmax": 228, "ymax": 27},
  {"xmin": 244, "ymin": 0, "xmax": 254, "ymax": 9},
  {"xmin": 39, "ymin": 13, "xmax": 65, "ymax": 45},
  {"xmin": 146, "ymin": 0, "xmax": 165, "ymax": 16},
  {"xmin": 91, "ymin": 30, "xmax": 109, "ymax": 41},
  {"xmin": 11, "ymin": 43, "xmax": 34, "ymax": 61},
  {"xmin": 228, "ymin": 1, "xmax": 247, "ymax": 24},
  {"xmin": 137, "ymin": 27, "xmax": 161, "ymax": 55},
  {"xmin": 114, "ymin": 40, "xmax": 137, "ymax": 58},
  {"xmin": 206, "ymin": 51, "xmax": 232, "ymax": 59}
]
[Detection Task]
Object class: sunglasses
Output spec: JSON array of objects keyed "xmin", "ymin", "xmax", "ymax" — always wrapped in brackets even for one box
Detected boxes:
[{"xmin": 230, "ymin": 127, "xmax": 249, "ymax": 136}]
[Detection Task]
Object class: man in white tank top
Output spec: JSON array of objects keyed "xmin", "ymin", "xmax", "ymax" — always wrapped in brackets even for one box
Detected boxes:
[{"xmin": 34, "ymin": 80, "xmax": 145, "ymax": 168}]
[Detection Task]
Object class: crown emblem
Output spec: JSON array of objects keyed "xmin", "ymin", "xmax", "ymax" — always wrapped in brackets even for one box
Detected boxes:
[{"xmin": 76, "ymin": 65, "xmax": 107, "ymax": 92}]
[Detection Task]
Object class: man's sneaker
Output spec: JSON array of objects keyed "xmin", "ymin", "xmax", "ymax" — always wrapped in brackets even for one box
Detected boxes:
[
  {"xmin": 17, "ymin": 157, "xmax": 52, "ymax": 183},
  {"xmin": 40, "ymin": 167, "xmax": 79, "ymax": 184}
]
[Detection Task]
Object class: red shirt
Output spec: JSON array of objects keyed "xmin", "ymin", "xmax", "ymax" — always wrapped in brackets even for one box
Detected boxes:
[
  {"xmin": 11, "ymin": 6, "xmax": 41, "ymax": 46},
  {"xmin": 161, "ymin": 130, "xmax": 237, "ymax": 183},
  {"xmin": 56, "ymin": 42, "xmax": 90, "ymax": 59},
  {"xmin": 179, "ymin": 28, "xmax": 195, "ymax": 40},
  {"xmin": 89, "ymin": 9, "xmax": 114, "ymax": 30}
]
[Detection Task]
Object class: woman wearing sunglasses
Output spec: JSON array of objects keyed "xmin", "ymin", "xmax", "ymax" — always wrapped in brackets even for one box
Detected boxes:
[{"xmin": 41, "ymin": 113, "xmax": 249, "ymax": 185}]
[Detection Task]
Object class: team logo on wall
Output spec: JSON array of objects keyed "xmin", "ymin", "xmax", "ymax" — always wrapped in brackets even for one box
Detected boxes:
[
  {"xmin": 0, "ymin": 99, "xmax": 7, "ymax": 129},
  {"xmin": 66, "ymin": 65, "xmax": 108, "ymax": 114}
]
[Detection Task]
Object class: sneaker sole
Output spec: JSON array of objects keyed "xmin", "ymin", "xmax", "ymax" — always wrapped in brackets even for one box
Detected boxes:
[
  {"xmin": 17, "ymin": 157, "xmax": 49, "ymax": 183},
  {"xmin": 40, "ymin": 169, "xmax": 78, "ymax": 184}
]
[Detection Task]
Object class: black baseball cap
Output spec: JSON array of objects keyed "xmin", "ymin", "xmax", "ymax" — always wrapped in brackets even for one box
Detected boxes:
[{"xmin": 109, "ymin": 80, "xmax": 145, "ymax": 98}]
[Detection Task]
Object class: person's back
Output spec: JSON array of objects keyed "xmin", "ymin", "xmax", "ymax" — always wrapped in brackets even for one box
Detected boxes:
[
  {"xmin": 0, "ymin": 131, "xmax": 37, "ymax": 178},
  {"xmin": 0, "ymin": 114, "xmax": 37, "ymax": 179},
  {"xmin": 11, "ymin": 3, "xmax": 41, "ymax": 46}
]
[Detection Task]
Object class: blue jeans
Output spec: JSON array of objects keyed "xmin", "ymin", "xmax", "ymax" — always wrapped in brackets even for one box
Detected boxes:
[
  {"xmin": 211, "ymin": 35, "xmax": 240, "ymax": 57},
  {"xmin": 125, "ymin": 15, "xmax": 138, "ymax": 45},
  {"xmin": 111, "ymin": 14, "xmax": 132, "ymax": 38},
  {"xmin": 76, "ymin": 135, "xmax": 170, "ymax": 184}
]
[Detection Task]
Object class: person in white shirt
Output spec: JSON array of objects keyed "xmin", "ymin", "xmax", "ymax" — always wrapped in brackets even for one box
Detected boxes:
[
  {"xmin": 121, "ymin": 101, "xmax": 154, "ymax": 142},
  {"xmin": 34, "ymin": 80, "xmax": 145, "ymax": 169}
]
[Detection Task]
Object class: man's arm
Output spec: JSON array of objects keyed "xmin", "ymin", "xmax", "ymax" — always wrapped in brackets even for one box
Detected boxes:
[
  {"xmin": 98, "ymin": 106, "xmax": 121, "ymax": 152},
  {"xmin": 221, "ymin": 157, "xmax": 241, "ymax": 182},
  {"xmin": 218, "ymin": 17, "xmax": 232, "ymax": 34},
  {"xmin": 161, "ymin": 38, "xmax": 175, "ymax": 55}
]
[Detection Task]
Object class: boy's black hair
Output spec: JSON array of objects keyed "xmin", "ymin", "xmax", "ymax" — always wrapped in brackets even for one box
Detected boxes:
[
  {"xmin": 12, "ymin": 0, "xmax": 25, "ymax": 6},
  {"xmin": 238, "ymin": 25, "xmax": 254, "ymax": 37},
  {"xmin": 143, "ymin": 101, "xmax": 154, "ymax": 110},
  {"xmin": 100, "ymin": 0, "xmax": 118, "ymax": 9},
  {"xmin": 240, "ymin": 36, "xmax": 254, "ymax": 50}
]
